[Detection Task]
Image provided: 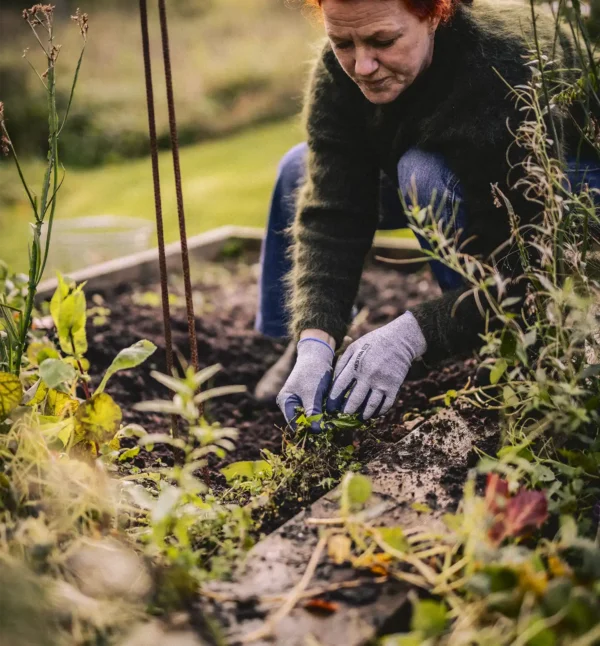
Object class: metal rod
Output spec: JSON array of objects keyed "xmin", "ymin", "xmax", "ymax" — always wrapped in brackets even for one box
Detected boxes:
[
  {"xmin": 138, "ymin": 0, "xmax": 175, "ymax": 381},
  {"xmin": 157, "ymin": 0, "xmax": 200, "ymax": 373}
]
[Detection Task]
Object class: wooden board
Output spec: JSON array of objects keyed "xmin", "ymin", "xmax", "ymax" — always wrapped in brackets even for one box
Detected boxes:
[{"xmin": 203, "ymin": 409, "xmax": 498, "ymax": 645}]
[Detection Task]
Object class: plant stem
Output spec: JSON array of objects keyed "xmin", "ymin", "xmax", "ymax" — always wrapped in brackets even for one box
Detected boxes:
[{"xmin": 14, "ymin": 27, "xmax": 59, "ymax": 374}]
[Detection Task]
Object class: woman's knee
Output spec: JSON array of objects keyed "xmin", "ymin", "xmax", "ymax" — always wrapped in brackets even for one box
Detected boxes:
[
  {"xmin": 397, "ymin": 148, "xmax": 460, "ymax": 213},
  {"xmin": 276, "ymin": 142, "xmax": 308, "ymax": 194}
]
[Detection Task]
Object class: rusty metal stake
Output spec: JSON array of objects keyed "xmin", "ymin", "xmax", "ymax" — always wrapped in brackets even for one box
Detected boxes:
[
  {"xmin": 138, "ymin": 0, "xmax": 174, "ymax": 381},
  {"xmin": 157, "ymin": 0, "xmax": 200, "ymax": 374}
]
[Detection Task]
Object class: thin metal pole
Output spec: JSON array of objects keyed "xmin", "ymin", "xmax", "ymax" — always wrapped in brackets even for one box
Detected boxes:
[
  {"xmin": 157, "ymin": 0, "xmax": 199, "ymax": 373},
  {"xmin": 138, "ymin": 0, "xmax": 174, "ymax": 380}
]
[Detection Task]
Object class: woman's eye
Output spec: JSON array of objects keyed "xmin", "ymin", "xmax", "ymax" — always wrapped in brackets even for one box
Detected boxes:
[
  {"xmin": 374, "ymin": 38, "xmax": 396, "ymax": 48},
  {"xmin": 333, "ymin": 41, "xmax": 353, "ymax": 51}
]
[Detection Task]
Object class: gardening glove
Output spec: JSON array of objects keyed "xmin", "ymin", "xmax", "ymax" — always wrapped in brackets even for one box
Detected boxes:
[
  {"xmin": 276, "ymin": 337, "xmax": 335, "ymax": 432},
  {"xmin": 326, "ymin": 312, "xmax": 427, "ymax": 420}
]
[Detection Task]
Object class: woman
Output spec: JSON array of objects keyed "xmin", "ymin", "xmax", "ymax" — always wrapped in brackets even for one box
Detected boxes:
[{"xmin": 254, "ymin": 0, "xmax": 595, "ymax": 432}]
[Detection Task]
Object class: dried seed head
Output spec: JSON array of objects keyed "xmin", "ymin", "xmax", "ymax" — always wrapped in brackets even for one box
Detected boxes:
[
  {"xmin": 71, "ymin": 8, "xmax": 89, "ymax": 37},
  {"xmin": 22, "ymin": 4, "xmax": 54, "ymax": 27},
  {"xmin": 1, "ymin": 135, "xmax": 9, "ymax": 157},
  {"xmin": 0, "ymin": 105, "xmax": 9, "ymax": 157},
  {"xmin": 50, "ymin": 44, "xmax": 61, "ymax": 63}
]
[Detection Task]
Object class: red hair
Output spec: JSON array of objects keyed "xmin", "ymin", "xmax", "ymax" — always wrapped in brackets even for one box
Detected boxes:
[{"xmin": 305, "ymin": 0, "xmax": 469, "ymax": 23}]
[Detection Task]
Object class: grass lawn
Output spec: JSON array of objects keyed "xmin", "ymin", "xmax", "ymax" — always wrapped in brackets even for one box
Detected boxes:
[
  {"xmin": 0, "ymin": 117, "xmax": 411, "ymax": 274},
  {"xmin": 0, "ymin": 119, "xmax": 302, "ymax": 272}
]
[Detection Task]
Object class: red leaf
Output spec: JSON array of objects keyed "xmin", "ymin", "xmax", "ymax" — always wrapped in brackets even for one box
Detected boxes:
[
  {"xmin": 304, "ymin": 598, "xmax": 339, "ymax": 615},
  {"xmin": 505, "ymin": 490, "xmax": 548, "ymax": 535},
  {"xmin": 488, "ymin": 487, "xmax": 548, "ymax": 545},
  {"xmin": 485, "ymin": 473, "xmax": 510, "ymax": 514}
]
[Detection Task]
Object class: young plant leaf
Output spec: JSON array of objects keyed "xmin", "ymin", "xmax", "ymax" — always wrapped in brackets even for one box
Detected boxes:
[
  {"xmin": 0, "ymin": 372, "xmax": 23, "ymax": 419},
  {"xmin": 346, "ymin": 473, "xmax": 372, "ymax": 507},
  {"xmin": 489, "ymin": 358, "xmax": 508, "ymax": 385},
  {"xmin": 378, "ymin": 526, "xmax": 409, "ymax": 553},
  {"xmin": 50, "ymin": 274, "xmax": 87, "ymax": 357},
  {"xmin": 192, "ymin": 363, "xmax": 222, "ymax": 388},
  {"xmin": 39, "ymin": 358, "xmax": 76, "ymax": 389},
  {"xmin": 96, "ymin": 339, "xmax": 157, "ymax": 395},
  {"xmin": 27, "ymin": 341, "xmax": 59, "ymax": 366},
  {"xmin": 410, "ymin": 598, "xmax": 448, "ymax": 638},
  {"xmin": 193, "ymin": 385, "xmax": 247, "ymax": 405},
  {"xmin": 220, "ymin": 460, "xmax": 273, "ymax": 483}
]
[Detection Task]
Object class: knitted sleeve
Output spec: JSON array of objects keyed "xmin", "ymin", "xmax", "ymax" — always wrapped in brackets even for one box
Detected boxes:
[{"xmin": 286, "ymin": 46, "xmax": 380, "ymax": 347}]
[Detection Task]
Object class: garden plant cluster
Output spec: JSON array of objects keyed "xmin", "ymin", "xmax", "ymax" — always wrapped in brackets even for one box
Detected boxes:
[{"xmin": 1, "ymin": 2, "xmax": 600, "ymax": 646}]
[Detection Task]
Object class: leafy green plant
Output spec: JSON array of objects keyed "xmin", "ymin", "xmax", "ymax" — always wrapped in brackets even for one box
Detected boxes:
[
  {"xmin": 0, "ymin": 5, "xmax": 87, "ymax": 375},
  {"xmin": 0, "ymin": 274, "xmax": 156, "ymax": 458}
]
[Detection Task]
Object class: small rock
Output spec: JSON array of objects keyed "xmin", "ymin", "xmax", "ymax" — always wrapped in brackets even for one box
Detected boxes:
[
  {"xmin": 66, "ymin": 537, "xmax": 152, "ymax": 602},
  {"xmin": 52, "ymin": 580, "xmax": 102, "ymax": 624},
  {"xmin": 120, "ymin": 620, "xmax": 207, "ymax": 646}
]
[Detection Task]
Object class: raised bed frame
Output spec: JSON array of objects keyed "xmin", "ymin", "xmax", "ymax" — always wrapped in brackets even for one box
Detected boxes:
[{"xmin": 37, "ymin": 225, "xmax": 422, "ymax": 300}]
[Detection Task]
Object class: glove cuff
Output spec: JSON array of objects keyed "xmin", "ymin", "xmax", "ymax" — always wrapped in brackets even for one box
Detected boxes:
[
  {"xmin": 296, "ymin": 337, "xmax": 335, "ymax": 362},
  {"xmin": 399, "ymin": 311, "xmax": 428, "ymax": 360}
]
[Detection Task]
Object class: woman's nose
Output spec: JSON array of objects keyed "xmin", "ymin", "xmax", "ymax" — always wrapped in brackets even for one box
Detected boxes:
[{"xmin": 354, "ymin": 48, "xmax": 378, "ymax": 78}]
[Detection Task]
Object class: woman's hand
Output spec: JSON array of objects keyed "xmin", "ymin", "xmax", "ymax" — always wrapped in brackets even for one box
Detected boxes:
[
  {"xmin": 326, "ymin": 312, "xmax": 427, "ymax": 420},
  {"xmin": 277, "ymin": 336, "xmax": 335, "ymax": 432}
]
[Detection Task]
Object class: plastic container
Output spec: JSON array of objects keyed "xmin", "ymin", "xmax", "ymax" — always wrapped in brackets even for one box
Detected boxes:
[{"xmin": 43, "ymin": 215, "xmax": 154, "ymax": 274}]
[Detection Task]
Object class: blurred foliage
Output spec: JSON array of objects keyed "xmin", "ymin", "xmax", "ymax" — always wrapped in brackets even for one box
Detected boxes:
[{"xmin": 0, "ymin": 0, "xmax": 319, "ymax": 166}]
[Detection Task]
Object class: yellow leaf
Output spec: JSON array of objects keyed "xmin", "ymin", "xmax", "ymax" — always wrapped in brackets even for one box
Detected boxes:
[
  {"xmin": 25, "ymin": 381, "xmax": 48, "ymax": 407},
  {"xmin": 107, "ymin": 434, "xmax": 121, "ymax": 452},
  {"xmin": 74, "ymin": 393, "xmax": 122, "ymax": 446},
  {"xmin": 519, "ymin": 563, "xmax": 548, "ymax": 596},
  {"xmin": 327, "ymin": 534, "xmax": 352, "ymax": 565},
  {"xmin": 411, "ymin": 502, "xmax": 432, "ymax": 514},
  {"xmin": 353, "ymin": 552, "xmax": 392, "ymax": 569},
  {"xmin": 45, "ymin": 390, "xmax": 78, "ymax": 418},
  {"xmin": 0, "ymin": 372, "xmax": 23, "ymax": 419},
  {"xmin": 548, "ymin": 556, "xmax": 571, "ymax": 579},
  {"xmin": 57, "ymin": 419, "xmax": 75, "ymax": 448}
]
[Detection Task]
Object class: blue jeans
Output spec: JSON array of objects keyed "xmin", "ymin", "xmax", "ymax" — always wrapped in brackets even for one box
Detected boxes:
[{"xmin": 256, "ymin": 142, "xmax": 600, "ymax": 338}]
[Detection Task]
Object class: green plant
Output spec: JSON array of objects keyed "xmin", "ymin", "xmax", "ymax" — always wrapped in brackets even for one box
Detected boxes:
[
  {"xmin": 0, "ymin": 5, "xmax": 87, "ymax": 375},
  {"xmin": 0, "ymin": 274, "xmax": 156, "ymax": 461}
]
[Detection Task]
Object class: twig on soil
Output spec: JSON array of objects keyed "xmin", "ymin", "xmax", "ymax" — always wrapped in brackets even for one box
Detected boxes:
[{"xmin": 239, "ymin": 533, "xmax": 329, "ymax": 644}]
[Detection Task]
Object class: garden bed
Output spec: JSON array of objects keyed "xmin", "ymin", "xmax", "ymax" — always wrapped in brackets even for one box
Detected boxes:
[
  {"xmin": 84, "ymin": 255, "xmax": 480, "ymax": 478},
  {"xmin": 73, "ymin": 252, "xmax": 491, "ymax": 642}
]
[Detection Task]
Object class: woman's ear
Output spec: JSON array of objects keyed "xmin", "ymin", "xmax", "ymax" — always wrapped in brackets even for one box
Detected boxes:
[{"xmin": 429, "ymin": 15, "xmax": 441, "ymax": 34}]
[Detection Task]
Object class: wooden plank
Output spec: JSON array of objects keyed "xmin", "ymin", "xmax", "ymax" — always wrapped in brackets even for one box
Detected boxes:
[{"xmin": 204, "ymin": 409, "xmax": 498, "ymax": 645}]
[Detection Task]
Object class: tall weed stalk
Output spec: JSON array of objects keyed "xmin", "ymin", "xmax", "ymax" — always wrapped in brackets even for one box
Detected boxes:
[{"xmin": 0, "ymin": 5, "xmax": 87, "ymax": 375}]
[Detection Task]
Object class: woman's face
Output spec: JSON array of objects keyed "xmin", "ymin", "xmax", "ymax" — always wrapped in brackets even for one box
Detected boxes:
[{"xmin": 321, "ymin": 0, "xmax": 440, "ymax": 104}]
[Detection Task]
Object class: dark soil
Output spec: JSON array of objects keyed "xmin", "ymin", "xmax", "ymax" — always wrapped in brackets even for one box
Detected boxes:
[{"xmin": 85, "ymin": 260, "xmax": 478, "ymax": 468}]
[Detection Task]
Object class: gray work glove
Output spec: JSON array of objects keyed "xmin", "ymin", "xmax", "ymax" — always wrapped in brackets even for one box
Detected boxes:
[
  {"xmin": 276, "ymin": 337, "xmax": 335, "ymax": 432},
  {"xmin": 326, "ymin": 312, "xmax": 427, "ymax": 420}
]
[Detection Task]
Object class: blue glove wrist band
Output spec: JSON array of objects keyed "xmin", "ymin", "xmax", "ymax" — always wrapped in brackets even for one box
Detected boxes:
[{"xmin": 297, "ymin": 337, "xmax": 335, "ymax": 357}]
